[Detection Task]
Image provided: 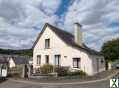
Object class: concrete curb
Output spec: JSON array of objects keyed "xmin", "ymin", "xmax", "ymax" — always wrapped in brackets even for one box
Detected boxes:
[{"xmin": 9, "ymin": 70, "xmax": 119, "ymax": 85}]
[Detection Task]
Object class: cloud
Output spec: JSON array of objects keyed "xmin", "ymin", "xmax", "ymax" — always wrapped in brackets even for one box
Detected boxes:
[
  {"xmin": 0, "ymin": 0, "xmax": 61, "ymax": 49},
  {"xmin": 63, "ymin": 0, "xmax": 119, "ymax": 51},
  {"xmin": 0, "ymin": 0, "xmax": 119, "ymax": 51},
  {"xmin": 0, "ymin": 0, "xmax": 26, "ymax": 24}
]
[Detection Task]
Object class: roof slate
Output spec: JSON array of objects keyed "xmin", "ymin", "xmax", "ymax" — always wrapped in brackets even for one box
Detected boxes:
[
  {"xmin": 11, "ymin": 55, "xmax": 30, "ymax": 64},
  {"xmin": 0, "ymin": 55, "xmax": 8, "ymax": 64}
]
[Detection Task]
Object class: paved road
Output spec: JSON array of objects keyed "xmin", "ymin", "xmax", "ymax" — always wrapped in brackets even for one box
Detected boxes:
[
  {"xmin": 0, "ymin": 79, "xmax": 110, "ymax": 88},
  {"xmin": 0, "ymin": 70, "xmax": 118, "ymax": 88}
]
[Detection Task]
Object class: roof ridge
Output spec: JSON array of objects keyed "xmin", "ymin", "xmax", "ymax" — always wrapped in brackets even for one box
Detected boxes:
[{"xmin": 46, "ymin": 23, "xmax": 74, "ymax": 37}]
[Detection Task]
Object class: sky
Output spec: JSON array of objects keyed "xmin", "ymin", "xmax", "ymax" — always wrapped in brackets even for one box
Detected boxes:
[{"xmin": 0, "ymin": 0, "xmax": 119, "ymax": 51}]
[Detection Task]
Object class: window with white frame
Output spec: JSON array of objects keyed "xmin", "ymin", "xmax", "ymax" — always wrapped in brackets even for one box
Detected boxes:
[
  {"xmin": 73, "ymin": 58, "xmax": 80, "ymax": 68},
  {"xmin": 45, "ymin": 55, "xmax": 49, "ymax": 64},
  {"xmin": 37, "ymin": 55, "xmax": 41, "ymax": 65},
  {"xmin": 54, "ymin": 55, "xmax": 61, "ymax": 66},
  {"xmin": 45, "ymin": 39, "xmax": 50, "ymax": 49}
]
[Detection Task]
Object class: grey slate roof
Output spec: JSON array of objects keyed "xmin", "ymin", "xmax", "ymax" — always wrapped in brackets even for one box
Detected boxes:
[
  {"xmin": 0, "ymin": 55, "xmax": 8, "ymax": 64},
  {"xmin": 11, "ymin": 55, "xmax": 30, "ymax": 65},
  {"xmin": 33, "ymin": 23, "xmax": 102, "ymax": 55}
]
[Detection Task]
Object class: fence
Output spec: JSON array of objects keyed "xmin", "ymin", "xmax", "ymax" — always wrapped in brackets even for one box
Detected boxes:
[{"xmin": 8, "ymin": 65, "xmax": 23, "ymax": 77}]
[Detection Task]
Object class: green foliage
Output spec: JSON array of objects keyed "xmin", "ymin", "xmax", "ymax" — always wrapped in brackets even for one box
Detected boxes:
[
  {"xmin": 54, "ymin": 66, "xmax": 87, "ymax": 76},
  {"xmin": 54, "ymin": 66, "xmax": 69, "ymax": 76},
  {"xmin": 67, "ymin": 70, "xmax": 87, "ymax": 76},
  {"xmin": 40, "ymin": 64, "xmax": 53, "ymax": 74},
  {"xmin": 101, "ymin": 38, "xmax": 119, "ymax": 61},
  {"xmin": 0, "ymin": 48, "xmax": 32, "ymax": 56}
]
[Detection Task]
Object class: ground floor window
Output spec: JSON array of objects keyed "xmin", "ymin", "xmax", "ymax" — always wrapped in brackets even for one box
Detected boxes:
[
  {"xmin": 45, "ymin": 55, "xmax": 49, "ymax": 64},
  {"xmin": 73, "ymin": 58, "xmax": 80, "ymax": 68},
  {"xmin": 54, "ymin": 55, "xmax": 61, "ymax": 66},
  {"xmin": 101, "ymin": 58, "xmax": 104, "ymax": 64},
  {"xmin": 37, "ymin": 55, "xmax": 41, "ymax": 65}
]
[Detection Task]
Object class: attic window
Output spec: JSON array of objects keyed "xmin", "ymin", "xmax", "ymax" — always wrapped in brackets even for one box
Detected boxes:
[{"xmin": 45, "ymin": 39, "xmax": 50, "ymax": 49}]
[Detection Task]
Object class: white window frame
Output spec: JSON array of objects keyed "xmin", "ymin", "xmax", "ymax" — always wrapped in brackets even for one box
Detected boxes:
[
  {"xmin": 73, "ymin": 58, "xmax": 80, "ymax": 68},
  {"xmin": 45, "ymin": 39, "xmax": 50, "ymax": 49},
  {"xmin": 45, "ymin": 55, "xmax": 49, "ymax": 64},
  {"xmin": 37, "ymin": 55, "xmax": 41, "ymax": 65},
  {"xmin": 54, "ymin": 55, "xmax": 61, "ymax": 66}
]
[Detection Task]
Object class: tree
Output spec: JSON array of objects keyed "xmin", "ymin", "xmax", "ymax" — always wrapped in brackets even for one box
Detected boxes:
[{"xmin": 101, "ymin": 38, "xmax": 119, "ymax": 62}]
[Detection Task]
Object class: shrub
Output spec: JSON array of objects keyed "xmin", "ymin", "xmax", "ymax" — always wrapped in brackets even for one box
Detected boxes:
[
  {"xmin": 54, "ymin": 66, "xmax": 69, "ymax": 76},
  {"xmin": 40, "ymin": 64, "xmax": 53, "ymax": 74},
  {"xmin": 67, "ymin": 70, "xmax": 87, "ymax": 76}
]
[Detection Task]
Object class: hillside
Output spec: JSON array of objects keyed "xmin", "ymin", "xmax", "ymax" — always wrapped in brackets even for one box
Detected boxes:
[{"xmin": 0, "ymin": 48, "xmax": 33, "ymax": 56}]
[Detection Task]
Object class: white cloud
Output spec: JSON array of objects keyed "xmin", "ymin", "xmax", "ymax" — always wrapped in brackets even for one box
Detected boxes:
[
  {"xmin": 0, "ymin": 0, "xmax": 61, "ymax": 49},
  {"xmin": 63, "ymin": 0, "xmax": 119, "ymax": 51},
  {"xmin": 0, "ymin": 0, "xmax": 119, "ymax": 51}
]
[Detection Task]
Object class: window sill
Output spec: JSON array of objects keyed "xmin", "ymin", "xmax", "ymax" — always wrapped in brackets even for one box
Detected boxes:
[
  {"xmin": 73, "ymin": 67, "xmax": 80, "ymax": 69},
  {"xmin": 36, "ymin": 64, "xmax": 41, "ymax": 66},
  {"xmin": 44, "ymin": 48, "xmax": 51, "ymax": 49}
]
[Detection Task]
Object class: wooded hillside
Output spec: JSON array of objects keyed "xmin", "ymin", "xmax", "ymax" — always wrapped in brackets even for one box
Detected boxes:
[{"xmin": 0, "ymin": 49, "xmax": 32, "ymax": 56}]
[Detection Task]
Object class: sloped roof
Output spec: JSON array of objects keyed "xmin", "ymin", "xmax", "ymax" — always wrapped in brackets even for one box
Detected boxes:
[
  {"xmin": 11, "ymin": 55, "xmax": 30, "ymax": 64},
  {"xmin": 33, "ymin": 23, "xmax": 102, "ymax": 55},
  {"xmin": 0, "ymin": 55, "xmax": 8, "ymax": 64}
]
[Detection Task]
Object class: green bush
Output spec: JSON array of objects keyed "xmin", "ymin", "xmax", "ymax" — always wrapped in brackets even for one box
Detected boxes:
[
  {"xmin": 54, "ymin": 66, "xmax": 69, "ymax": 76},
  {"xmin": 40, "ymin": 64, "xmax": 53, "ymax": 74},
  {"xmin": 67, "ymin": 70, "xmax": 87, "ymax": 76}
]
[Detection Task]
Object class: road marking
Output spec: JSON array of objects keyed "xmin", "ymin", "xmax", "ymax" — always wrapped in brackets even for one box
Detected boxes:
[{"xmin": 9, "ymin": 70, "xmax": 119, "ymax": 85}]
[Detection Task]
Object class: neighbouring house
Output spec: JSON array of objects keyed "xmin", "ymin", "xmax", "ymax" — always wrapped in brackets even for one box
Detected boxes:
[
  {"xmin": 9, "ymin": 55, "xmax": 31, "ymax": 68},
  {"xmin": 8, "ymin": 55, "xmax": 32, "ymax": 77},
  {"xmin": 32, "ymin": 23, "xmax": 105, "ymax": 76},
  {"xmin": 0, "ymin": 54, "xmax": 32, "ymax": 77}
]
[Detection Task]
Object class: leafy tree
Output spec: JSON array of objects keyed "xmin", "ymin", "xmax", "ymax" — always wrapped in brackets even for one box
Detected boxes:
[{"xmin": 101, "ymin": 38, "xmax": 119, "ymax": 62}]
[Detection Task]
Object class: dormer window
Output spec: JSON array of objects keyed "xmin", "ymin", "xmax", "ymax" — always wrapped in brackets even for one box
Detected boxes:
[{"xmin": 45, "ymin": 39, "xmax": 50, "ymax": 49}]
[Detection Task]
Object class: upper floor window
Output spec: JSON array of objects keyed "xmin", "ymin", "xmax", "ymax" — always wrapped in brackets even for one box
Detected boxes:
[
  {"xmin": 37, "ymin": 55, "xmax": 41, "ymax": 65},
  {"xmin": 45, "ymin": 39, "xmax": 50, "ymax": 49}
]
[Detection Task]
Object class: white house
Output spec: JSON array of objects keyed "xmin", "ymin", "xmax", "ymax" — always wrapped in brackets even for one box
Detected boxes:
[{"xmin": 32, "ymin": 23, "xmax": 105, "ymax": 75}]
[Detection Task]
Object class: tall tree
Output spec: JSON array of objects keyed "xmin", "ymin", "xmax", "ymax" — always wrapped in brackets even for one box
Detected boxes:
[{"xmin": 101, "ymin": 38, "xmax": 119, "ymax": 62}]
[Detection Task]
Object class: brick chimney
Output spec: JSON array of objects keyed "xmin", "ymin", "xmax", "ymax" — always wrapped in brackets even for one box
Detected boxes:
[{"xmin": 74, "ymin": 23, "xmax": 82, "ymax": 46}]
